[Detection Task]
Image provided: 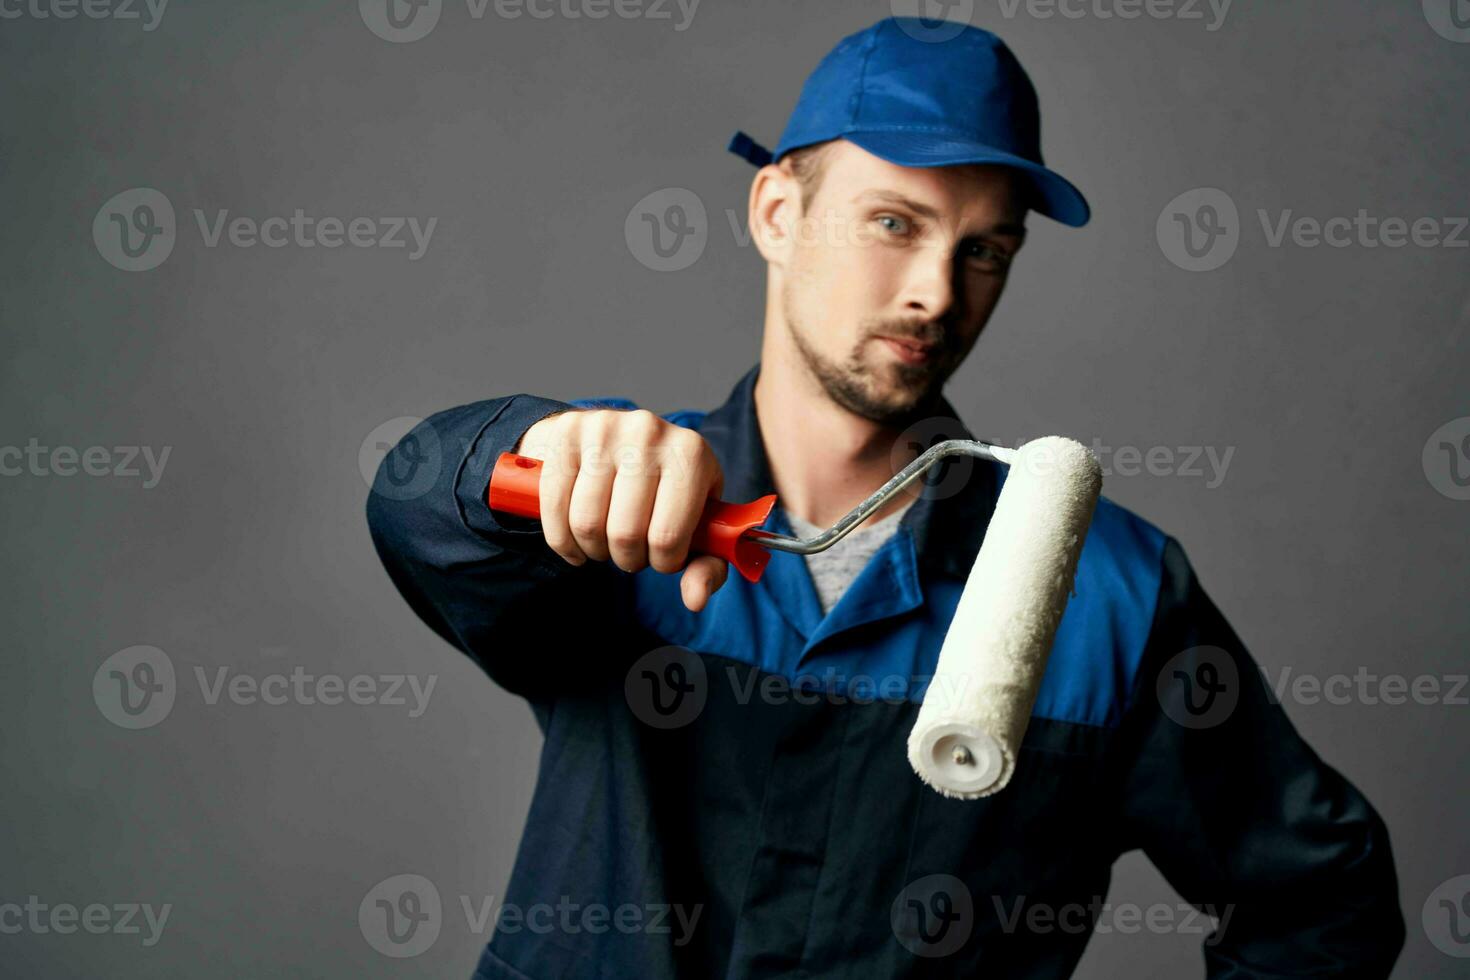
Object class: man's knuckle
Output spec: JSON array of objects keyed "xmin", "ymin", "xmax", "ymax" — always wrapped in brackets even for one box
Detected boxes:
[
  {"xmin": 664, "ymin": 429, "xmax": 704, "ymax": 465},
  {"xmin": 649, "ymin": 554, "xmax": 681, "ymax": 574},
  {"xmin": 646, "ymin": 526, "xmax": 687, "ymax": 556},
  {"xmin": 568, "ymin": 515, "xmax": 603, "ymax": 539},
  {"xmin": 667, "ymin": 426, "xmax": 701, "ymax": 449},
  {"xmin": 606, "ymin": 527, "xmax": 643, "ymax": 551},
  {"xmin": 575, "ymin": 411, "xmax": 607, "ymax": 441},
  {"xmin": 624, "ymin": 409, "xmax": 663, "ymax": 437}
]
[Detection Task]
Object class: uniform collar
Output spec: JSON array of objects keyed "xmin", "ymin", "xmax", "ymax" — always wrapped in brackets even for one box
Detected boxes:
[{"xmin": 698, "ymin": 362, "xmax": 999, "ymax": 586}]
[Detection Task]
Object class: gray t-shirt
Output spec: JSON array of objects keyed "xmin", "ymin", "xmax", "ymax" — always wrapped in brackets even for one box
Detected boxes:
[{"xmin": 780, "ymin": 497, "xmax": 915, "ymax": 616}]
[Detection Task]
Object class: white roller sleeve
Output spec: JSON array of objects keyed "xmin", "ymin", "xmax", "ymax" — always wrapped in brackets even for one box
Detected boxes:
[{"xmin": 906, "ymin": 436, "xmax": 1103, "ymax": 799}]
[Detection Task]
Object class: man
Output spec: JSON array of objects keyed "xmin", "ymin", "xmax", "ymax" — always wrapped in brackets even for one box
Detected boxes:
[{"xmin": 367, "ymin": 17, "xmax": 1404, "ymax": 978}]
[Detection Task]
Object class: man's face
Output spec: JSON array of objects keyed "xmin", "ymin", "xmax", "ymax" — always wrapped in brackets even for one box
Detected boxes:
[{"xmin": 776, "ymin": 140, "xmax": 1027, "ymax": 425}]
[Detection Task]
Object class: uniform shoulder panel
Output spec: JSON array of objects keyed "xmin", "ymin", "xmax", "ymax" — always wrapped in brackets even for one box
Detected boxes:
[{"xmin": 1032, "ymin": 492, "xmax": 1171, "ymax": 728}]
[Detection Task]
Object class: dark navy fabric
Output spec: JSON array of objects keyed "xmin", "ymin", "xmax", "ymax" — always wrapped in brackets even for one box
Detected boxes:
[{"xmin": 367, "ymin": 363, "xmax": 1403, "ymax": 978}]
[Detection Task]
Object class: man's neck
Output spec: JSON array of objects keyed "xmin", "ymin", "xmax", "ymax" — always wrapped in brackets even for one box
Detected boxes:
[{"xmin": 752, "ymin": 355, "xmax": 924, "ymax": 531}]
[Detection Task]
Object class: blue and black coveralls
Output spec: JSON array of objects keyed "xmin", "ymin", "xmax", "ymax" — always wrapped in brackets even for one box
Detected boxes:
[{"xmin": 366, "ymin": 363, "xmax": 1404, "ymax": 979}]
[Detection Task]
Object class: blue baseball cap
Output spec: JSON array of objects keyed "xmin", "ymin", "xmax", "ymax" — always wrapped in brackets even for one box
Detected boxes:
[{"xmin": 728, "ymin": 17, "xmax": 1090, "ymax": 228}]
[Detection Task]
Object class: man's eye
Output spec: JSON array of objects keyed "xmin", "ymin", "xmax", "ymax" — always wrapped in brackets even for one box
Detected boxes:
[
  {"xmin": 876, "ymin": 215, "xmax": 910, "ymax": 235},
  {"xmin": 963, "ymin": 241, "xmax": 1012, "ymax": 270}
]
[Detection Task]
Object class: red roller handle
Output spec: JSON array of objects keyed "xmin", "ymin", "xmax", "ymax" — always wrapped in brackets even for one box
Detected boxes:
[{"xmin": 488, "ymin": 452, "xmax": 778, "ymax": 583}]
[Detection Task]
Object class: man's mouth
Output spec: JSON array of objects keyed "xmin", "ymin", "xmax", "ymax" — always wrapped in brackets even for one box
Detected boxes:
[{"xmin": 877, "ymin": 336, "xmax": 939, "ymax": 365}]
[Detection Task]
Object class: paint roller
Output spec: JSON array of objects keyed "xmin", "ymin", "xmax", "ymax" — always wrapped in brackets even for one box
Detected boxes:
[{"xmin": 489, "ymin": 434, "xmax": 1101, "ymax": 799}]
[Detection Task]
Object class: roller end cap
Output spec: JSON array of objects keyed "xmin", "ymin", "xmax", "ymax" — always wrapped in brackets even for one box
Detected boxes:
[{"xmin": 910, "ymin": 722, "xmax": 1008, "ymax": 800}]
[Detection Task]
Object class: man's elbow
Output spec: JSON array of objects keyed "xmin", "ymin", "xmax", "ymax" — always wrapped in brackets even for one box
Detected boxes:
[{"xmin": 363, "ymin": 417, "xmax": 451, "ymax": 565}]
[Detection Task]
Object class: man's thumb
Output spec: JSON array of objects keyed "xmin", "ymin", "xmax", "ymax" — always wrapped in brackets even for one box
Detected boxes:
[{"xmin": 680, "ymin": 555, "xmax": 729, "ymax": 612}]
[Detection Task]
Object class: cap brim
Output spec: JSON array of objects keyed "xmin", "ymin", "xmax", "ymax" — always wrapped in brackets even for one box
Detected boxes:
[{"xmin": 841, "ymin": 131, "xmax": 1090, "ymax": 228}]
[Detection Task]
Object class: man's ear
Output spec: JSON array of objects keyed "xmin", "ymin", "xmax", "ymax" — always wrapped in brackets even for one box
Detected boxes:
[{"xmin": 749, "ymin": 163, "xmax": 799, "ymax": 267}]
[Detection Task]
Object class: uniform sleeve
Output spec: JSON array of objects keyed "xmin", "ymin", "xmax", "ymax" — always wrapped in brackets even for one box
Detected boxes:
[
  {"xmin": 1112, "ymin": 536, "xmax": 1405, "ymax": 978},
  {"xmin": 364, "ymin": 394, "xmax": 661, "ymax": 704}
]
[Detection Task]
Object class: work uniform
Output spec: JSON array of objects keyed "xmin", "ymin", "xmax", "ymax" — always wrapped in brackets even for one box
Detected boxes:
[{"xmin": 366, "ymin": 363, "xmax": 1404, "ymax": 979}]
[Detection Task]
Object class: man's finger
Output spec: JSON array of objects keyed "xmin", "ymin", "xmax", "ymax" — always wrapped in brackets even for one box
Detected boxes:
[
  {"xmin": 538, "ymin": 442, "xmax": 586, "ymax": 565},
  {"xmin": 680, "ymin": 555, "xmax": 730, "ymax": 612}
]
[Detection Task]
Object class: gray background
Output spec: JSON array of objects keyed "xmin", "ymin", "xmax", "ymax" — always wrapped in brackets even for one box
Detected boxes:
[{"xmin": 3, "ymin": 0, "xmax": 1468, "ymax": 975}]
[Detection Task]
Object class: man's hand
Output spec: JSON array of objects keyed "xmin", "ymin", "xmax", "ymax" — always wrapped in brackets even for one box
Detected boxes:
[{"xmin": 514, "ymin": 409, "xmax": 730, "ymax": 613}]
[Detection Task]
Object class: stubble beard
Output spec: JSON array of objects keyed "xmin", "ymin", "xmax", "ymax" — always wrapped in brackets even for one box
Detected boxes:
[{"xmin": 782, "ymin": 287, "xmax": 950, "ymax": 428}]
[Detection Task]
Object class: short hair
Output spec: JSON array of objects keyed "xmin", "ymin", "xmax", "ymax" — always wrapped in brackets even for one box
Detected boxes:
[{"xmin": 779, "ymin": 140, "xmax": 837, "ymax": 214}]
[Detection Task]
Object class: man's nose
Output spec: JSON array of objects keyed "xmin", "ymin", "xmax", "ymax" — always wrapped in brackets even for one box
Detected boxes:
[{"xmin": 901, "ymin": 244, "xmax": 957, "ymax": 321}]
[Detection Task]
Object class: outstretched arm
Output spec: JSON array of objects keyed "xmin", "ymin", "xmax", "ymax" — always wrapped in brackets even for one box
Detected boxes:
[{"xmin": 366, "ymin": 395, "xmax": 649, "ymax": 702}]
